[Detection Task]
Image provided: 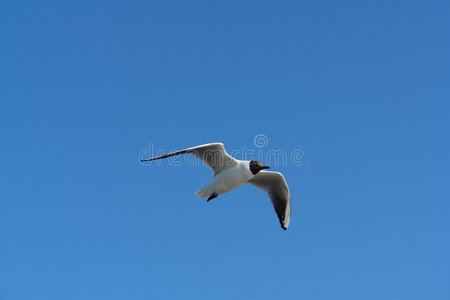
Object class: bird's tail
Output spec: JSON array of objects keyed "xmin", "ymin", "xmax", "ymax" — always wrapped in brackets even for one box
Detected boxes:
[{"xmin": 195, "ymin": 186, "xmax": 213, "ymax": 199}]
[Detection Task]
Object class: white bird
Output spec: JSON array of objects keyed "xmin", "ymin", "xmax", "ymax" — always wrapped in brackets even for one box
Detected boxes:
[{"xmin": 141, "ymin": 143, "xmax": 291, "ymax": 230}]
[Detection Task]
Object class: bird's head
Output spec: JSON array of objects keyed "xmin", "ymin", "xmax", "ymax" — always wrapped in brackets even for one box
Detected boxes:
[{"xmin": 249, "ymin": 161, "xmax": 270, "ymax": 175}]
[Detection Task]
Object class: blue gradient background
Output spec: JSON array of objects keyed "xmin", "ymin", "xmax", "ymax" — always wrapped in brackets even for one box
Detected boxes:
[{"xmin": 1, "ymin": 1, "xmax": 449, "ymax": 299}]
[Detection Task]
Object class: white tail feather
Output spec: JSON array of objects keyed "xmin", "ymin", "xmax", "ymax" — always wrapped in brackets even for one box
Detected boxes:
[{"xmin": 195, "ymin": 186, "xmax": 212, "ymax": 199}]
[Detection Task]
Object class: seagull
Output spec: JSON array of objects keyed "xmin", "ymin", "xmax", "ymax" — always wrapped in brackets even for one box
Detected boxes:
[{"xmin": 141, "ymin": 143, "xmax": 291, "ymax": 230}]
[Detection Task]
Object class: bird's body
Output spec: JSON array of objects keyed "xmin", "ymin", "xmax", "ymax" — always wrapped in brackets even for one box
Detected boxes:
[
  {"xmin": 195, "ymin": 160, "xmax": 254, "ymax": 199},
  {"xmin": 141, "ymin": 143, "xmax": 292, "ymax": 230}
]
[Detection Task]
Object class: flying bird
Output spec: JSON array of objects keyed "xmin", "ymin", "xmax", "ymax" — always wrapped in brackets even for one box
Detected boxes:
[{"xmin": 141, "ymin": 143, "xmax": 291, "ymax": 230}]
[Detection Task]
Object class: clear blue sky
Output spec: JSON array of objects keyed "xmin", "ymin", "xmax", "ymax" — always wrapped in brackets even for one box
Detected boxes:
[{"xmin": 1, "ymin": 1, "xmax": 449, "ymax": 299}]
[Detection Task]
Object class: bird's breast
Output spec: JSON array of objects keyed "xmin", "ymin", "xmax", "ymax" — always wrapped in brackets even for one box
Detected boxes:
[{"xmin": 213, "ymin": 164, "xmax": 253, "ymax": 194}]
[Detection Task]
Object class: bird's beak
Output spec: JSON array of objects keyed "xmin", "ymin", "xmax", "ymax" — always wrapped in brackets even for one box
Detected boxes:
[{"xmin": 262, "ymin": 166, "xmax": 270, "ymax": 169}]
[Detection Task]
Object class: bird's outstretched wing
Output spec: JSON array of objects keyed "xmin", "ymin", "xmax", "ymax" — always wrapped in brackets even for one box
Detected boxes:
[
  {"xmin": 141, "ymin": 143, "xmax": 238, "ymax": 176},
  {"xmin": 247, "ymin": 171, "xmax": 291, "ymax": 230}
]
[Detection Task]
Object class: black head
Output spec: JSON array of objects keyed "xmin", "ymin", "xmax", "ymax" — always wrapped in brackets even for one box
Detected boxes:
[{"xmin": 249, "ymin": 161, "xmax": 270, "ymax": 175}]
